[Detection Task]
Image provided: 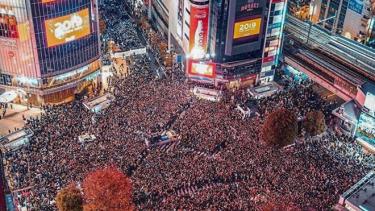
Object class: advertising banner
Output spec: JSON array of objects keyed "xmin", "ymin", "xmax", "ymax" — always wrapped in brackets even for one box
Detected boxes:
[
  {"xmin": 189, "ymin": 4, "xmax": 209, "ymax": 59},
  {"xmin": 233, "ymin": 0, "xmax": 264, "ymax": 44},
  {"xmin": 45, "ymin": 8, "xmax": 91, "ymax": 47},
  {"xmin": 233, "ymin": 18, "xmax": 262, "ymax": 39},
  {"xmin": 225, "ymin": 0, "xmax": 267, "ymax": 56},
  {"xmin": 235, "ymin": 0, "xmax": 263, "ymax": 21},
  {"xmin": 348, "ymin": 0, "xmax": 363, "ymax": 14}
]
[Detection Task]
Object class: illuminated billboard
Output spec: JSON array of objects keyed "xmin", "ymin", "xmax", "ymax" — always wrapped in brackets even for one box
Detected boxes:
[
  {"xmin": 42, "ymin": 0, "xmax": 55, "ymax": 3},
  {"xmin": 225, "ymin": 0, "xmax": 267, "ymax": 56},
  {"xmin": 188, "ymin": 60, "xmax": 216, "ymax": 78},
  {"xmin": 31, "ymin": 0, "xmax": 100, "ymax": 75},
  {"xmin": 233, "ymin": 18, "xmax": 262, "ymax": 39},
  {"xmin": 189, "ymin": 4, "xmax": 209, "ymax": 59},
  {"xmin": 45, "ymin": 8, "xmax": 91, "ymax": 47}
]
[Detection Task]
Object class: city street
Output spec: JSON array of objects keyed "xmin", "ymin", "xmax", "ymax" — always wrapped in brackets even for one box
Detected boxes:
[{"xmin": 0, "ymin": 104, "xmax": 41, "ymax": 136}]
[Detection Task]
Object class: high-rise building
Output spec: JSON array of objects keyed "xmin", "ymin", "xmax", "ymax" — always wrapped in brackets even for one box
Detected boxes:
[
  {"xmin": 0, "ymin": 0, "xmax": 101, "ymax": 105},
  {"xmin": 311, "ymin": 0, "xmax": 375, "ymax": 46},
  {"xmin": 149, "ymin": 0, "xmax": 190, "ymax": 52},
  {"xmin": 150, "ymin": 0, "xmax": 287, "ymax": 87},
  {"xmin": 188, "ymin": 0, "xmax": 287, "ymax": 87}
]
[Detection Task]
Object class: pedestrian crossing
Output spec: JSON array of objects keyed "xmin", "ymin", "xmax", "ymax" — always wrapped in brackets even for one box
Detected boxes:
[
  {"xmin": 158, "ymin": 141, "xmax": 180, "ymax": 152},
  {"xmin": 174, "ymin": 173, "xmax": 252, "ymax": 197}
]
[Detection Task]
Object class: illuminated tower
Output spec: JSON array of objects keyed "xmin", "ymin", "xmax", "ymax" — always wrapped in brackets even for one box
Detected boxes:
[{"xmin": 0, "ymin": 0, "xmax": 101, "ymax": 105}]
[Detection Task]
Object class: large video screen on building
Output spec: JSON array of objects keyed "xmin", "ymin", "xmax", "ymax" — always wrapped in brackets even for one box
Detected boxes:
[
  {"xmin": 30, "ymin": 0, "xmax": 100, "ymax": 75},
  {"xmin": 45, "ymin": 8, "xmax": 91, "ymax": 47},
  {"xmin": 225, "ymin": 0, "xmax": 267, "ymax": 56},
  {"xmin": 188, "ymin": 60, "xmax": 216, "ymax": 78},
  {"xmin": 233, "ymin": 18, "xmax": 262, "ymax": 39},
  {"xmin": 191, "ymin": 63, "xmax": 214, "ymax": 77},
  {"xmin": 233, "ymin": 0, "xmax": 264, "ymax": 44}
]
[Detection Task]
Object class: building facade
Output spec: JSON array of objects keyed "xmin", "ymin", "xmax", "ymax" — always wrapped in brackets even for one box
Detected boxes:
[
  {"xmin": 149, "ymin": 0, "xmax": 188, "ymax": 51},
  {"xmin": 150, "ymin": 0, "xmax": 287, "ymax": 88},
  {"xmin": 0, "ymin": 0, "xmax": 101, "ymax": 105},
  {"xmin": 311, "ymin": 0, "xmax": 375, "ymax": 47},
  {"xmin": 333, "ymin": 82, "xmax": 375, "ymax": 152}
]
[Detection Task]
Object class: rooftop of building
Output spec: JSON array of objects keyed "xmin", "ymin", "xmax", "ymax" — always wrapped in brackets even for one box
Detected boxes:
[
  {"xmin": 339, "ymin": 171, "xmax": 375, "ymax": 211},
  {"xmin": 332, "ymin": 100, "xmax": 362, "ymax": 124}
]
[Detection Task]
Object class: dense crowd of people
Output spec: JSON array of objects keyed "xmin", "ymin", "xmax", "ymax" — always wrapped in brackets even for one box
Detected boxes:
[
  {"xmin": 4, "ymin": 51, "xmax": 374, "ymax": 210},
  {"xmin": 99, "ymin": 0, "xmax": 145, "ymax": 65},
  {"xmin": 2, "ymin": 0, "xmax": 374, "ymax": 210}
]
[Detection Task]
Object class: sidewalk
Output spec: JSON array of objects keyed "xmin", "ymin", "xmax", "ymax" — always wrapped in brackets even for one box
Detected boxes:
[{"xmin": 0, "ymin": 104, "xmax": 42, "ymax": 136}]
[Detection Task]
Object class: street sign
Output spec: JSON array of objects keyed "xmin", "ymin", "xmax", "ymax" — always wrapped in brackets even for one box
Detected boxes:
[{"xmin": 176, "ymin": 54, "xmax": 183, "ymax": 63}]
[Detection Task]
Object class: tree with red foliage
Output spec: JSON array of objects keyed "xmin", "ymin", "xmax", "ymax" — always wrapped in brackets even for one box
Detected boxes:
[
  {"xmin": 82, "ymin": 167, "xmax": 133, "ymax": 211},
  {"xmin": 261, "ymin": 108, "xmax": 298, "ymax": 148}
]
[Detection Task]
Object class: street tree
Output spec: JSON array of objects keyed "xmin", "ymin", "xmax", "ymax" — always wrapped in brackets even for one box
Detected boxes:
[
  {"xmin": 261, "ymin": 108, "xmax": 298, "ymax": 148},
  {"xmin": 304, "ymin": 110, "xmax": 326, "ymax": 136},
  {"xmin": 83, "ymin": 166, "xmax": 133, "ymax": 211},
  {"xmin": 55, "ymin": 184, "xmax": 83, "ymax": 211}
]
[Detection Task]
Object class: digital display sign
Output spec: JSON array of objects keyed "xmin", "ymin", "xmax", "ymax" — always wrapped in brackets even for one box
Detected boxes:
[
  {"xmin": 42, "ymin": 0, "xmax": 56, "ymax": 3},
  {"xmin": 225, "ymin": 0, "xmax": 266, "ymax": 56},
  {"xmin": 235, "ymin": 0, "xmax": 263, "ymax": 21},
  {"xmin": 188, "ymin": 60, "xmax": 216, "ymax": 78},
  {"xmin": 44, "ymin": 8, "xmax": 91, "ymax": 47},
  {"xmin": 233, "ymin": 18, "xmax": 262, "ymax": 39},
  {"xmin": 191, "ymin": 63, "xmax": 214, "ymax": 76}
]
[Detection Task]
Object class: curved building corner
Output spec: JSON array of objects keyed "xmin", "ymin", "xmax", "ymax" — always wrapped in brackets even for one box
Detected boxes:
[{"xmin": 0, "ymin": 0, "xmax": 101, "ymax": 105}]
